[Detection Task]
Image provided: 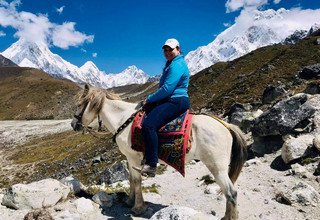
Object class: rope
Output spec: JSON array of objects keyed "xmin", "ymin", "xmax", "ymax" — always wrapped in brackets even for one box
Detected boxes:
[{"xmin": 112, "ymin": 108, "xmax": 142, "ymax": 142}]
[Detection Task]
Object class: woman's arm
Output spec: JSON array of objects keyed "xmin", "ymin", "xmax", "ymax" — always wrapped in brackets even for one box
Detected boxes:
[{"xmin": 146, "ymin": 63, "xmax": 183, "ymax": 103}]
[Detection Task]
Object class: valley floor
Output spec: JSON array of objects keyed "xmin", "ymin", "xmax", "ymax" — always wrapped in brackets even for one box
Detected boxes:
[{"xmin": 0, "ymin": 120, "xmax": 319, "ymax": 219}]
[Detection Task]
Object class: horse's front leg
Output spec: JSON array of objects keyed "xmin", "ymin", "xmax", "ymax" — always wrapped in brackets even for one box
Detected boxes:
[
  {"xmin": 125, "ymin": 170, "xmax": 135, "ymax": 207},
  {"xmin": 127, "ymin": 159, "xmax": 145, "ymax": 215}
]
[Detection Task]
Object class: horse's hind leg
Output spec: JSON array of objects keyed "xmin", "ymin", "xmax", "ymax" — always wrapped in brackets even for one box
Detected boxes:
[{"xmin": 205, "ymin": 165, "xmax": 238, "ymax": 220}]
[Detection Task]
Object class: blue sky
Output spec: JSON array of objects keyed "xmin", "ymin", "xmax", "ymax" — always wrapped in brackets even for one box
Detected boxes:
[{"xmin": 0, "ymin": 0, "xmax": 319, "ymax": 75}]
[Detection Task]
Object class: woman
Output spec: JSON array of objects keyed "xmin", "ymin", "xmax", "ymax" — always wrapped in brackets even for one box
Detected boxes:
[{"xmin": 137, "ymin": 38, "xmax": 190, "ymax": 177}]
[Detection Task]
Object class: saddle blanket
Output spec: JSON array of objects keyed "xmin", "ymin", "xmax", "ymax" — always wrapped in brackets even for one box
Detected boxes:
[{"xmin": 131, "ymin": 110, "xmax": 193, "ymax": 176}]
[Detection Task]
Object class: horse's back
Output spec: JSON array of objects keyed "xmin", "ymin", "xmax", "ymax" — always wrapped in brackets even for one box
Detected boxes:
[{"xmin": 186, "ymin": 114, "xmax": 233, "ymax": 163}]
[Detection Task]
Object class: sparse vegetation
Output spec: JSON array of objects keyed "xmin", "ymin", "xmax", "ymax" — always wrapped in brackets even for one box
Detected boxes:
[
  {"xmin": 189, "ymin": 35, "xmax": 320, "ymax": 114},
  {"xmin": 200, "ymin": 174, "xmax": 215, "ymax": 185},
  {"xmin": 0, "ymin": 67, "xmax": 81, "ymax": 120},
  {"xmin": 0, "ymin": 130, "xmax": 124, "ymax": 188}
]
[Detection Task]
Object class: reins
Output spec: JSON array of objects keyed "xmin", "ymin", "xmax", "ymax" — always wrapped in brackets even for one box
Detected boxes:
[{"xmin": 112, "ymin": 108, "xmax": 142, "ymax": 142}]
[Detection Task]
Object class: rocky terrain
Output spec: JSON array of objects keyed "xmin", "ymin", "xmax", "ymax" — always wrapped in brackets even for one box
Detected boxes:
[{"xmin": 0, "ymin": 119, "xmax": 319, "ymax": 219}]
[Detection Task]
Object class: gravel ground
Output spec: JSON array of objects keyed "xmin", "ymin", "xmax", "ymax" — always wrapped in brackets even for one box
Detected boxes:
[
  {"xmin": 0, "ymin": 120, "xmax": 72, "ymax": 148},
  {"xmin": 0, "ymin": 120, "xmax": 319, "ymax": 220}
]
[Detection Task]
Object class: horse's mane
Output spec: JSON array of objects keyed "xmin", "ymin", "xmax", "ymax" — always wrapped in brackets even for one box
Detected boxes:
[{"xmin": 76, "ymin": 86, "xmax": 121, "ymax": 113}]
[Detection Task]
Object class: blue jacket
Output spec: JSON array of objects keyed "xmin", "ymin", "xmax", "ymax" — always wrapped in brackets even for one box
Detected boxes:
[{"xmin": 146, "ymin": 55, "xmax": 189, "ymax": 103}]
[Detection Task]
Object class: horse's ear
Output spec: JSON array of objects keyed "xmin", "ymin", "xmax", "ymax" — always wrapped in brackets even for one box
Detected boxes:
[{"xmin": 83, "ymin": 84, "xmax": 90, "ymax": 96}]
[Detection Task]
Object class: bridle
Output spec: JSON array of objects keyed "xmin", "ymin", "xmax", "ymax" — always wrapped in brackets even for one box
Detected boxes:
[
  {"xmin": 74, "ymin": 99, "xmax": 143, "ymax": 141},
  {"xmin": 73, "ymin": 101, "xmax": 90, "ymax": 130}
]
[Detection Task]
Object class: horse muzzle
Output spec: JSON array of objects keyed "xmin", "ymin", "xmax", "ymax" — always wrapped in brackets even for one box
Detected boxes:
[{"xmin": 71, "ymin": 120, "xmax": 83, "ymax": 131}]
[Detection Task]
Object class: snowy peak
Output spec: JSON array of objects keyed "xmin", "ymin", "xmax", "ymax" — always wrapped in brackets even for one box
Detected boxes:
[
  {"xmin": 185, "ymin": 8, "xmax": 320, "ymax": 75},
  {"xmin": 80, "ymin": 61, "xmax": 100, "ymax": 73},
  {"xmin": 1, "ymin": 39, "xmax": 150, "ymax": 88}
]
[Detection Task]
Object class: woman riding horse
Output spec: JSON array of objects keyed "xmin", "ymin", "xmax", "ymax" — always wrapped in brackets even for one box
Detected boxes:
[{"xmin": 137, "ymin": 38, "xmax": 190, "ymax": 177}]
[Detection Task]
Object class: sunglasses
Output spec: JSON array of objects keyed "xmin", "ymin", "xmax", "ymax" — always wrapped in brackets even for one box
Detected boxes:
[{"xmin": 163, "ymin": 47, "xmax": 174, "ymax": 52}]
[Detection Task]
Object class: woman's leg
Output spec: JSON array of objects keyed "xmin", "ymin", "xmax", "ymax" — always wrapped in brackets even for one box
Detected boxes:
[{"xmin": 142, "ymin": 97, "xmax": 190, "ymax": 167}]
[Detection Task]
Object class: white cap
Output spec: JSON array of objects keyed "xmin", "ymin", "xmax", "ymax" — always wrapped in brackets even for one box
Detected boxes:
[{"xmin": 162, "ymin": 38, "xmax": 180, "ymax": 49}]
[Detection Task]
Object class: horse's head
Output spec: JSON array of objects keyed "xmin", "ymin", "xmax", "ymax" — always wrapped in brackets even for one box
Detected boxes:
[{"xmin": 71, "ymin": 84, "xmax": 105, "ymax": 131}]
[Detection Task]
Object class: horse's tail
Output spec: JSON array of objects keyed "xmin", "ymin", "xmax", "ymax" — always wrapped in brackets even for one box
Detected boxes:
[{"xmin": 227, "ymin": 123, "xmax": 248, "ymax": 183}]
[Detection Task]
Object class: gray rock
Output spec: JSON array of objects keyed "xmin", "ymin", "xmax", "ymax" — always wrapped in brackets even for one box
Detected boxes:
[
  {"xmin": 99, "ymin": 160, "xmax": 129, "ymax": 185},
  {"xmin": 281, "ymin": 134, "xmax": 314, "ymax": 163},
  {"xmin": 150, "ymin": 205, "xmax": 218, "ymax": 220},
  {"xmin": 261, "ymin": 85, "xmax": 287, "ymax": 104},
  {"xmin": 244, "ymin": 158, "xmax": 262, "ymax": 167},
  {"xmin": 252, "ymin": 93, "xmax": 315, "ymax": 137},
  {"xmin": 252, "ymin": 135, "xmax": 283, "ymax": 156},
  {"xmin": 74, "ymin": 198, "xmax": 94, "ymax": 214},
  {"xmin": 60, "ymin": 176, "xmax": 84, "ymax": 194},
  {"xmin": 304, "ymin": 82, "xmax": 320, "ymax": 94},
  {"xmin": 92, "ymin": 155, "xmax": 101, "ymax": 164},
  {"xmin": 284, "ymin": 181, "xmax": 320, "ymax": 206},
  {"xmin": 291, "ymin": 164, "xmax": 309, "ymax": 178},
  {"xmin": 92, "ymin": 191, "xmax": 114, "ymax": 207},
  {"xmin": 1, "ymin": 178, "xmax": 70, "ymax": 210},
  {"xmin": 314, "ymin": 135, "xmax": 320, "ymax": 152},
  {"xmin": 298, "ymin": 64, "xmax": 320, "ymax": 79}
]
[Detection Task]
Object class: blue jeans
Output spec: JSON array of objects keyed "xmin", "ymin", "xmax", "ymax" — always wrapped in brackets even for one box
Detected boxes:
[{"xmin": 142, "ymin": 97, "xmax": 190, "ymax": 167}]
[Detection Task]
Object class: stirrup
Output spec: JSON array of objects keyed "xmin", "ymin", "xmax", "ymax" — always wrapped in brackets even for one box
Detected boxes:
[{"xmin": 132, "ymin": 165, "xmax": 156, "ymax": 177}]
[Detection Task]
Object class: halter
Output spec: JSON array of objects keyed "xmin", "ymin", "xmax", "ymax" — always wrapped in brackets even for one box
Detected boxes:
[{"xmin": 74, "ymin": 101, "xmax": 89, "ymax": 126}]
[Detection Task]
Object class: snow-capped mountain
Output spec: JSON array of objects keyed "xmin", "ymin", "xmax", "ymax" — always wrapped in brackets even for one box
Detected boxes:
[
  {"xmin": 185, "ymin": 9, "xmax": 320, "ymax": 75},
  {"xmin": 103, "ymin": 65, "xmax": 149, "ymax": 88},
  {"xmin": 1, "ymin": 39, "xmax": 149, "ymax": 88}
]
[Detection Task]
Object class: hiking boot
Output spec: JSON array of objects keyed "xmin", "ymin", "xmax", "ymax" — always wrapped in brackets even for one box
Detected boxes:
[{"xmin": 132, "ymin": 165, "xmax": 156, "ymax": 177}]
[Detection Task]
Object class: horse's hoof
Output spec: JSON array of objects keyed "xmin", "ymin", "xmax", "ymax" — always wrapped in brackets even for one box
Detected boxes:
[
  {"xmin": 124, "ymin": 198, "xmax": 134, "ymax": 207},
  {"xmin": 131, "ymin": 206, "xmax": 146, "ymax": 215}
]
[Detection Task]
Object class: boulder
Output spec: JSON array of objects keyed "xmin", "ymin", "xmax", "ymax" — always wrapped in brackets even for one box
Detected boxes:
[
  {"xmin": 281, "ymin": 134, "xmax": 314, "ymax": 164},
  {"xmin": 261, "ymin": 85, "xmax": 287, "ymax": 104},
  {"xmin": 313, "ymin": 135, "xmax": 320, "ymax": 151},
  {"xmin": 150, "ymin": 206, "xmax": 218, "ymax": 220},
  {"xmin": 304, "ymin": 81, "xmax": 320, "ymax": 94},
  {"xmin": 283, "ymin": 181, "xmax": 320, "ymax": 206},
  {"xmin": 252, "ymin": 93, "xmax": 315, "ymax": 137},
  {"xmin": 298, "ymin": 64, "xmax": 320, "ymax": 79},
  {"xmin": 1, "ymin": 178, "xmax": 70, "ymax": 210},
  {"xmin": 74, "ymin": 198, "xmax": 94, "ymax": 214},
  {"xmin": 92, "ymin": 191, "xmax": 114, "ymax": 208},
  {"xmin": 99, "ymin": 160, "xmax": 129, "ymax": 185},
  {"xmin": 252, "ymin": 135, "xmax": 283, "ymax": 156},
  {"xmin": 60, "ymin": 176, "xmax": 84, "ymax": 194},
  {"xmin": 291, "ymin": 164, "xmax": 309, "ymax": 178},
  {"xmin": 228, "ymin": 109, "xmax": 263, "ymax": 133}
]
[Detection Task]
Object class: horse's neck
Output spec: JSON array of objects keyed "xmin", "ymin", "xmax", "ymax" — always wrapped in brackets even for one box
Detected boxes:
[{"xmin": 100, "ymin": 99, "xmax": 137, "ymax": 134}]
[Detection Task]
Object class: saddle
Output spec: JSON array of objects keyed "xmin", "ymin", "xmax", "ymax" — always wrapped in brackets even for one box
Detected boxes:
[{"xmin": 131, "ymin": 110, "xmax": 193, "ymax": 176}]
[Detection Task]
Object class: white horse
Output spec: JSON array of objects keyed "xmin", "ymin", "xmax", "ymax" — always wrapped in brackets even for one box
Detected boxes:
[{"xmin": 71, "ymin": 85, "xmax": 247, "ymax": 220}]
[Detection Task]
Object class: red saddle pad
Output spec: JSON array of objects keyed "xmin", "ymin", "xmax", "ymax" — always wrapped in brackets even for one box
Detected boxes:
[{"xmin": 131, "ymin": 110, "xmax": 193, "ymax": 176}]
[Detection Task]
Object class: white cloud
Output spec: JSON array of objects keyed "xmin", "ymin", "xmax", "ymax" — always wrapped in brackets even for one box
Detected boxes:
[
  {"xmin": 0, "ymin": 1, "xmax": 94, "ymax": 48},
  {"xmin": 92, "ymin": 52, "xmax": 97, "ymax": 58},
  {"xmin": 52, "ymin": 22, "xmax": 94, "ymax": 49},
  {"xmin": 0, "ymin": 30, "xmax": 5, "ymax": 36},
  {"xmin": 223, "ymin": 22, "xmax": 231, "ymax": 27},
  {"xmin": 56, "ymin": 6, "xmax": 65, "ymax": 15},
  {"xmin": 81, "ymin": 48, "xmax": 87, "ymax": 53},
  {"xmin": 226, "ymin": 0, "xmax": 268, "ymax": 12},
  {"xmin": 273, "ymin": 0, "xmax": 281, "ymax": 4}
]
